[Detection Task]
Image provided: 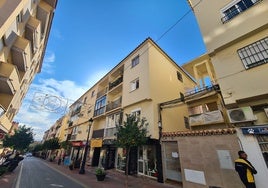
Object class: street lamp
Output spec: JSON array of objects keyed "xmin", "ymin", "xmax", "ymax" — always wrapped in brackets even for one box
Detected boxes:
[
  {"xmin": 156, "ymin": 120, "xmax": 164, "ymax": 183},
  {"xmin": 79, "ymin": 118, "xmax": 93, "ymax": 174}
]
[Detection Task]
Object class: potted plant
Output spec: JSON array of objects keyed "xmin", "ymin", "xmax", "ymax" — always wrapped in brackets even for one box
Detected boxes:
[{"xmin": 95, "ymin": 167, "xmax": 106, "ymax": 181}]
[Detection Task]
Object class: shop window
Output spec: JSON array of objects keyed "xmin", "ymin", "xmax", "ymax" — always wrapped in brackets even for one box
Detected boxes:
[{"xmin": 256, "ymin": 135, "xmax": 268, "ymax": 168}]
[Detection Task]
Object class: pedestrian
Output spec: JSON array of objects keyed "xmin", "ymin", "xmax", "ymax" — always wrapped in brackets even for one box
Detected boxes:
[{"xmin": 235, "ymin": 150, "xmax": 257, "ymax": 188}]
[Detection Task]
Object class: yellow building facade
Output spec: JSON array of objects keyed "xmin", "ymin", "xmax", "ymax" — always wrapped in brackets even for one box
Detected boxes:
[
  {"xmin": 60, "ymin": 38, "xmax": 196, "ymax": 180},
  {"xmin": 0, "ymin": 0, "xmax": 57, "ymax": 150},
  {"xmin": 183, "ymin": 0, "xmax": 268, "ymax": 187}
]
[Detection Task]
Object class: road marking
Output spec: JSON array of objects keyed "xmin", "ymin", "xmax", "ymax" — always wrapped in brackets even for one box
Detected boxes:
[
  {"xmin": 50, "ymin": 184, "xmax": 64, "ymax": 187},
  {"xmin": 41, "ymin": 160, "xmax": 89, "ymax": 188},
  {"xmin": 15, "ymin": 162, "xmax": 23, "ymax": 188}
]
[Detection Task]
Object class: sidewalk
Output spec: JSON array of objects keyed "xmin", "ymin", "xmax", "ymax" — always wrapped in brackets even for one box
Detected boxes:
[
  {"xmin": 0, "ymin": 158, "xmax": 182, "ymax": 188},
  {"xmin": 45, "ymin": 160, "xmax": 182, "ymax": 188}
]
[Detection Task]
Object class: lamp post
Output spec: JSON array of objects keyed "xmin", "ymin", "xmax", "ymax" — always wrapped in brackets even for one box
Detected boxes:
[
  {"xmin": 79, "ymin": 118, "xmax": 93, "ymax": 174},
  {"xmin": 156, "ymin": 120, "xmax": 164, "ymax": 183}
]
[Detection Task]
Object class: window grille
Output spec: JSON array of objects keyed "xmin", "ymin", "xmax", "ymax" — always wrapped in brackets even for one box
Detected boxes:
[{"xmin": 237, "ymin": 37, "xmax": 268, "ymax": 69}]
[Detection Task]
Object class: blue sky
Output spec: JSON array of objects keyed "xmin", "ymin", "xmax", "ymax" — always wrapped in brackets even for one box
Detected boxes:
[{"xmin": 14, "ymin": 0, "xmax": 206, "ymax": 141}]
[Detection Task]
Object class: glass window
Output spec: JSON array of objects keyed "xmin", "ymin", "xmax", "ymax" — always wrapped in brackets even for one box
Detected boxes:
[
  {"xmin": 237, "ymin": 37, "xmax": 268, "ymax": 69},
  {"xmin": 131, "ymin": 55, "xmax": 139, "ymax": 68},
  {"xmin": 130, "ymin": 78, "xmax": 139, "ymax": 91},
  {"xmin": 117, "ymin": 148, "xmax": 126, "ymax": 171},
  {"xmin": 221, "ymin": 0, "xmax": 260, "ymax": 23},
  {"xmin": 177, "ymin": 71, "xmax": 183, "ymax": 82}
]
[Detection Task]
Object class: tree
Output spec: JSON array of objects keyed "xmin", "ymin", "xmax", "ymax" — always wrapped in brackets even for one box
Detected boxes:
[
  {"xmin": 42, "ymin": 138, "xmax": 60, "ymax": 150},
  {"xmin": 3, "ymin": 125, "xmax": 34, "ymax": 152},
  {"xmin": 115, "ymin": 114, "xmax": 149, "ymax": 186}
]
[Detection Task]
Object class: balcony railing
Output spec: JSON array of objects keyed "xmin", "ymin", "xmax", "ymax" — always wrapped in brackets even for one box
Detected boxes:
[
  {"xmin": 94, "ymin": 106, "xmax": 106, "ymax": 117},
  {"xmin": 104, "ymin": 127, "xmax": 117, "ymax": 138},
  {"xmin": 106, "ymin": 97, "xmax": 122, "ymax": 112},
  {"xmin": 221, "ymin": 0, "xmax": 262, "ymax": 23},
  {"xmin": 185, "ymin": 84, "xmax": 220, "ymax": 98},
  {"xmin": 109, "ymin": 76, "xmax": 123, "ymax": 90},
  {"xmin": 96, "ymin": 88, "xmax": 107, "ymax": 98},
  {"xmin": 189, "ymin": 110, "xmax": 224, "ymax": 126}
]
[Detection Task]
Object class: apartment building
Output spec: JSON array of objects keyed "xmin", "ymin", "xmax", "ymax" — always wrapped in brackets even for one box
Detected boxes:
[
  {"xmin": 0, "ymin": 0, "xmax": 57, "ymax": 149},
  {"xmin": 63, "ymin": 38, "xmax": 196, "ymax": 181},
  {"xmin": 183, "ymin": 0, "xmax": 268, "ymax": 187},
  {"xmin": 160, "ymin": 53, "xmax": 242, "ymax": 187}
]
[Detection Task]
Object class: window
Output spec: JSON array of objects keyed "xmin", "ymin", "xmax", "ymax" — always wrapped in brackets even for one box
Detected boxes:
[
  {"xmin": 237, "ymin": 37, "xmax": 268, "ymax": 69},
  {"xmin": 221, "ymin": 0, "xmax": 261, "ymax": 23},
  {"xmin": 177, "ymin": 71, "xmax": 183, "ymax": 82},
  {"xmin": 132, "ymin": 110, "xmax": 141, "ymax": 118},
  {"xmin": 130, "ymin": 78, "xmax": 139, "ymax": 91},
  {"xmin": 91, "ymin": 90, "xmax": 95, "ymax": 97},
  {"xmin": 0, "ymin": 37, "xmax": 4, "ymax": 51},
  {"xmin": 184, "ymin": 116, "xmax": 190, "ymax": 129},
  {"xmin": 131, "ymin": 55, "xmax": 139, "ymax": 68},
  {"xmin": 94, "ymin": 96, "xmax": 106, "ymax": 116}
]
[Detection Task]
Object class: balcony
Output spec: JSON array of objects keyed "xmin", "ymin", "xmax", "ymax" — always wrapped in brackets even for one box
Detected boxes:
[
  {"xmin": 36, "ymin": 1, "xmax": 53, "ymax": 35},
  {"xmin": 25, "ymin": 16, "xmax": 41, "ymax": 53},
  {"xmin": 104, "ymin": 127, "xmax": 117, "ymax": 138},
  {"xmin": 71, "ymin": 106, "xmax": 82, "ymax": 117},
  {"xmin": 11, "ymin": 36, "xmax": 31, "ymax": 72},
  {"xmin": 0, "ymin": 62, "xmax": 20, "ymax": 95},
  {"xmin": 106, "ymin": 97, "xmax": 122, "ymax": 112},
  {"xmin": 109, "ymin": 76, "xmax": 123, "ymax": 91},
  {"xmin": 94, "ymin": 106, "xmax": 106, "ymax": 117},
  {"xmin": 70, "ymin": 134, "xmax": 77, "ymax": 141},
  {"xmin": 185, "ymin": 84, "xmax": 220, "ymax": 102},
  {"xmin": 96, "ymin": 88, "xmax": 107, "ymax": 99},
  {"xmin": 189, "ymin": 110, "xmax": 224, "ymax": 126}
]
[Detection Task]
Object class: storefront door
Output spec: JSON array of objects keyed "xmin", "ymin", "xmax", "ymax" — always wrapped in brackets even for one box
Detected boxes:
[{"xmin": 163, "ymin": 141, "xmax": 182, "ymax": 182}]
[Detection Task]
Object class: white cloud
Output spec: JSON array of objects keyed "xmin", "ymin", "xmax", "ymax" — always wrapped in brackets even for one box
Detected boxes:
[
  {"xmin": 15, "ymin": 78, "xmax": 87, "ymax": 141},
  {"xmin": 42, "ymin": 51, "xmax": 55, "ymax": 74},
  {"xmin": 14, "ymin": 69, "xmax": 108, "ymax": 141}
]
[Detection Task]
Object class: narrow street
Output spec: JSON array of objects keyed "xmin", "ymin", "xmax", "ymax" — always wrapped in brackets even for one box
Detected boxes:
[
  {"xmin": 16, "ymin": 157, "xmax": 85, "ymax": 188},
  {"xmin": 1, "ymin": 157, "xmax": 181, "ymax": 188}
]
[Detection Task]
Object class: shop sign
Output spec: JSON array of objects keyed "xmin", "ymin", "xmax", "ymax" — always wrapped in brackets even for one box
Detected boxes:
[
  {"xmin": 72, "ymin": 141, "xmax": 84, "ymax": 147},
  {"xmin": 241, "ymin": 126, "xmax": 268, "ymax": 135},
  {"xmin": 90, "ymin": 138, "xmax": 103, "ymax": 147}
]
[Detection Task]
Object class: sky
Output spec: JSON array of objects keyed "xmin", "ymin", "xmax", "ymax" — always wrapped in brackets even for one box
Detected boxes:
[{"xmin": 14, "ymin": 0, "xmax": 206, "ymax": 141}]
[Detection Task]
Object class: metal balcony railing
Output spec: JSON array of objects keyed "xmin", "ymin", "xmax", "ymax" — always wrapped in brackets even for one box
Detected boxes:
[
  {"xmin": 184, "ymin": 84, "xmax": 220, "ymax": 98},
  {"xmin": 106, "ymin": 97, "xmax": 122, "ymax": 112},
  {"xmin": 221, "ymin": 0, "xmax": 262, "ymax": 23}
]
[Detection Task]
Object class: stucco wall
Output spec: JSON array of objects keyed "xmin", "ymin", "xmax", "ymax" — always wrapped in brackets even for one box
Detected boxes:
[{"xmin": 170, "ymin": 134, "xmax": 243, "ymax": 188}]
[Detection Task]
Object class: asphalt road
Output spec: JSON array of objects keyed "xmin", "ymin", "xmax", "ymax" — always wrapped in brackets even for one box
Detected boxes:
[{"xmin": 16, "ymin": 157, "xmax": 85, "ymax": 188}]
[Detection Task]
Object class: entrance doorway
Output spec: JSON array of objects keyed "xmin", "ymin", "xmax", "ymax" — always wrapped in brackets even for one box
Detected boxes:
[
  {"xmin": 92, "ymin": 147, "xmax": 100, "ymax": 166},
  {"xmin": 163, "ymin": 141, "xmax": 182, "ymax": 182},
  {"xmin": 138, "ymin": 145, "xmax": 157, "ymax": 177}
]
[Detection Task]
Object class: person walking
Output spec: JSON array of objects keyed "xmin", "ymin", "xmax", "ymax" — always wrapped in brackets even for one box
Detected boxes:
[{"xmin": 235, "ymin": 150, "xmax": 257, "ymax": 188}]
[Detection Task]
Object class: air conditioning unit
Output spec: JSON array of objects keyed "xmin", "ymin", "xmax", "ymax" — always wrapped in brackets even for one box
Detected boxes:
[
  {"xmin": 264, "ymin": 108, "xmax": 268, "ymax": 118},
  {"xmin": 227, "ymin": 106, "xmax": 256, "ymax": 123}
]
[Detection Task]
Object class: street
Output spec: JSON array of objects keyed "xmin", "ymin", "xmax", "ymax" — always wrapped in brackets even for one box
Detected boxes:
[
  {"xmin": 1, "ymin": 157, "xmax": 180, "ymax": 188},
  {"xmin": 16, "ymin": 157, "xmax": 86, "ymax": 188}
]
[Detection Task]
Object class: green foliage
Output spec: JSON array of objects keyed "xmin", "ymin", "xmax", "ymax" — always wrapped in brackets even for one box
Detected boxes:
[
  {"xmin": 115, "ymin": 114, "xmax": 148, "ymax": 150},
  {"xmin": 32, "ymin": 143, "xmax": 43, "ymax": 152},
  {"xmin": 95, "ymin": 167, "xmax": 106, "ymax": 175},
  {"xmin": 3, "ymin": 125, "xmax": 34, "ymax": 152},
  {"xmin": 42, "ymin": 138, "xmax": 60, "ymax": 150}
]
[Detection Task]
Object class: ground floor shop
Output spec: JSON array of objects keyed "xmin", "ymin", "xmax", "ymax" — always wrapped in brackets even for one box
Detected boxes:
[{"xmin": 88, "ymin": 138, "xmax": 161, "ymax": 179}]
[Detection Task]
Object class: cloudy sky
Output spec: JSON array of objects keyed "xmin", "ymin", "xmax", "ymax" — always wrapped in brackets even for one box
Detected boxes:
[{"xmin": 14, "ymin": 0, "xmax": 206, "ymax": 141}]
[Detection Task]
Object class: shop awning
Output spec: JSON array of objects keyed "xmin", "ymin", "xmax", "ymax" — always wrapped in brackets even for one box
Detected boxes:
[{"xmin": 241, "ymin": 125, "xmax": 268, "ymax": 135}]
